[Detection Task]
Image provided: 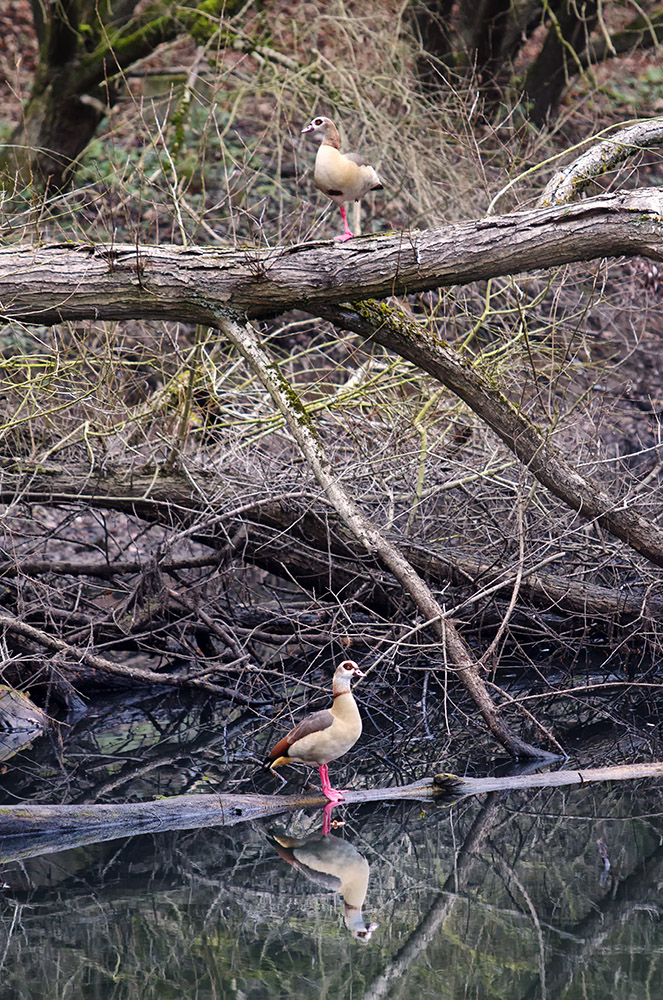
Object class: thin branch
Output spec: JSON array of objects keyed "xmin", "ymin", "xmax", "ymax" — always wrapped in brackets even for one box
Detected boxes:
[
  {"xmin": 0, "ymin": 612, "xmax": 252, "ymax": 702},
  {"xmin": 2, "ymin": 465, "xmax": 661, "ymax": 624},
  {"xmin": 539, "ymin": 117, "xmax": 663, "ymax": 206}
]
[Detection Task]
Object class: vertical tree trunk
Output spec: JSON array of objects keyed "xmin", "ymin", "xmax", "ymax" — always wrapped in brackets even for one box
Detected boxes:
[
  {"xmin": 2, "ymin": 0, "xmax": 243, "ymax": 190},
  {"xmin": 459, "ymin": 0, "xmax": 513, "ymax": 90},
  {"xmin": 524, "ymin": 0, "xmax": 598, "ymax": 124},
  {"xmin": 1, "ymin": 0, "xmax": 199, "ymax": 189},
  {"xmin": 410, "ymin": 0, "xmax": 457, "ymax": 86},
  {"xmin": 4, "ymin": 0, "xmax": 116, "ymax": 189},
  {"xmin": 9, "ymin": 78, "xmax": 109, "ymax": 189}
]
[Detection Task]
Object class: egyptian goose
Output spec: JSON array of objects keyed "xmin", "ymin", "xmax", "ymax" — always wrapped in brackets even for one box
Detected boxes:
[
  {"xmin": 269, "ymin": 829, "xmax": 379, "ymax": 940},
  {"xmin": 301, "ymin": 116, "xmax": 383, "ymax": 241},
  {"xmin": 267, "ymin": 660, "xmax": 364, "ymax": 802}
]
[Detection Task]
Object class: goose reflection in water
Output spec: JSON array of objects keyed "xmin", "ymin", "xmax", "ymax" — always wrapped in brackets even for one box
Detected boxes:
[{"xmin": 268, "ymin": 820, "xmax": 379, "ymax": 941}]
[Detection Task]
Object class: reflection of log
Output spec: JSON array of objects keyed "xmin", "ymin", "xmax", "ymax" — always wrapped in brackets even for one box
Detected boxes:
[
  {"xmin": 522, "ymin": 839, "xmax": 663, "ymax": 1000},
  {"xmin": 2, "ymin": 762, "xmax": 663, "ymax": 863},
  {"xmin": 367, "ymin": 760, "xmax": 663, "ymax": 998}
]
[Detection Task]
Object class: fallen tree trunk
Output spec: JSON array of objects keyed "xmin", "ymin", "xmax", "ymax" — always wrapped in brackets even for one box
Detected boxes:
[
  {"xmin": 5, "ymin": 199, "xmax": 663, "ymax": 575},
  {"xmin": 2, "ymin": 762, "xmax": 662, "ymax": 861},
  {"xmin": 1, "ymin": 190, "xmax": 663, "ymax": 324},
  {"xmin": 1, "ymin": 464, "xmax": 660, "ymax": 626}
]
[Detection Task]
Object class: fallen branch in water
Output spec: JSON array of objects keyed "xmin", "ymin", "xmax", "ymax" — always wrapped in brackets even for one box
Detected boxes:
[{"xmin": 2, "ymin": 761, "xmax": 663, "ymax": 863}]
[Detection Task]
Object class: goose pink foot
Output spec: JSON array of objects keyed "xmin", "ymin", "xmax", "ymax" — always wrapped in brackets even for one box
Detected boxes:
[
  {"xmin": 335, "ymin": 206, "xmax": 354, "ymax": 241},
  {"xmin": 319, "ymin": 764, "xmax": 347, "ymax": 803},
  {"xmin": 321, "ymin": 801, "xmax": 335, "ymax": 834}
]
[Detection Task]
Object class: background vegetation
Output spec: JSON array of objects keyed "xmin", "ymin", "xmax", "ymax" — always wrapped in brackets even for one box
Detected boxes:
[{"xmin": 4, "ymin": 5, "xmax": 663, "ymax": 997}]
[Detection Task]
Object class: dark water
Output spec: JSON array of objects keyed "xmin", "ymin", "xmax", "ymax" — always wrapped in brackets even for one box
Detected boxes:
[{"xmin": 1, "ymin": 690, "xmax": 662, "ymax": 999}]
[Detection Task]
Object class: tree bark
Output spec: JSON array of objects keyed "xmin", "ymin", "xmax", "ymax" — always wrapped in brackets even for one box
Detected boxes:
[
  {"xmin": 4, "ymin": 0, "xmax": 128, "ymax": 187},
  {"xmin": 0, "ymin": 686, "xmax": 49, "ymax": 762},
  {"xmin": 1, "ymin": 189, "xmax": 663, "ymax": 323},
  {"xmin": 459, "ymin": 0, "xmax": 513, "ymax": 93}
]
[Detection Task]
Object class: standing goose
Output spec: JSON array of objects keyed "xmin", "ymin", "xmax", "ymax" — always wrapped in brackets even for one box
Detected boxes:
[
  {"xmin": 301, "ymin": 116, "xmax": 383, "ymax": 241},
  {"xmin": 267, "ymin": 660, "xmax": 364, "ymax": 802}
]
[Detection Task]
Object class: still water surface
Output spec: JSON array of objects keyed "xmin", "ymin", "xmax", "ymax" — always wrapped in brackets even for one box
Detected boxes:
[{"xmin": 0, "ymin": 692, "xmax": 662, "ymax": 999}]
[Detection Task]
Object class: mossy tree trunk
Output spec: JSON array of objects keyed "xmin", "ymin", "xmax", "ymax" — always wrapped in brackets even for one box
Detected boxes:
[
  {"xmin": 13, "ymin": 0, "xmax": 111, "ymax": 188},
  {"xmin": 2, "ymin": 0, "xmax": 240, "ymax": 190}
]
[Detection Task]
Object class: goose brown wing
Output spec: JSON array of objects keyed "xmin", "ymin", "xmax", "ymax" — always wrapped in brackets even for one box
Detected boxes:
[
  {"xmin": 344, "ymin": 152, "xmax": 368, "ymax": 166},
  {"xmin": 268, "ymin": 708, "xmax": 334, "ymax": 760},
  {"xmin": 344, "ymin": 152, "xmax": 383, "ymax": 191}
]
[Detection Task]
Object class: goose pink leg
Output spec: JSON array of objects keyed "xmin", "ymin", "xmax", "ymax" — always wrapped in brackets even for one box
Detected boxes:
[
  {"xmin": 319, "ymin": 764, "xmax": 346, "ymax": 803},
  {"xmin": 335, "ymin": 206, "xmax": 354, "ymax": 242},
  {"xmin": 321, "ymin": 801, "xmax": 346, "ymax": 834}
]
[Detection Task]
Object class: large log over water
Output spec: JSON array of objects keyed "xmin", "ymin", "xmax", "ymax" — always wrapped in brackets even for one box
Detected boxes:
[{"xmin": 2, "ymin": 762, "xmax": 662, "ymax": 862}]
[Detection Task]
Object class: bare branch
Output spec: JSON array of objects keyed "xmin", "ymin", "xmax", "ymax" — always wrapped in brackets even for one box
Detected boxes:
[
  {"xmin": 325, "ymin": 300, "xmax": 663, "ymax": 568},
  {"xmin": 0, "ymin": 611, "xmax": 252, "ymax": 702},
  {"xmin": 1, "ymin": 464, "xmax": 661, "ymax": 625},
  {"xmin": 211, "ymin": 309, "xmax": 553, "ymax": 759},
  {"xmin": 540, "ymin": 118, "xmax": 663, "ymax": 207}
]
